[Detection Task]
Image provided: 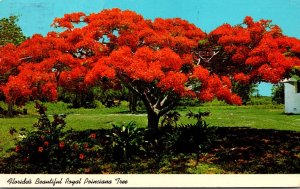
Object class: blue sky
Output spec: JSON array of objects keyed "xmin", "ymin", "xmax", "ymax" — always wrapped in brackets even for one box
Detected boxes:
[{"xmin": 1, "ymin": 0, "xmax": 300, "ymax": 96}]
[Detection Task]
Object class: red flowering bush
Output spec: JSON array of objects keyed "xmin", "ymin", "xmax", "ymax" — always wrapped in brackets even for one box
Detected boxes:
[{"xmin": 13, "ymin": 102, "xmax": 94, "ymax": 173}]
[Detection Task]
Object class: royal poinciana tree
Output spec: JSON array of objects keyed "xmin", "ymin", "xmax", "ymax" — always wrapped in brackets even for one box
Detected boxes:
[{"xmin": 1, "ymin": 9, "xmax": 300, "ymax": 129}]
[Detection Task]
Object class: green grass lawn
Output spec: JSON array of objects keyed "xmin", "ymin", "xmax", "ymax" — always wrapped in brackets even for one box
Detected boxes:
[
  {"xmin": 0, "ymin": 97, "xmax": 300, "ymax": 173},
  {"xmin": 0, "ymin": 98, "xmax": 299, "ymax": 158},
  {"xmin": 181, "ymin": 104, "xmax": 300, "ymax": 131}
]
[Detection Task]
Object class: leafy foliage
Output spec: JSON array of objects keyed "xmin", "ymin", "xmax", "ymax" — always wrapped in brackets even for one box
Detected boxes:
[
  {"xmin": 0, "ymin": 16, "xmax": 26, "ymax": 46},
  {"xmin": 232, "ymin": 82, "xmax": 258, "ymax": 104},
  {"xmin": 58, "ymin": 87, "xmax": 97, "ymax": 108},
  {"xmin": 159, "ymin": 109, "xmax": 214, "ymax": 155},
  {"xmin": 107, "ymin": 122, "xmax": 146, "ymax": 161},
  {"xmin": 186, "ymin": 109, "xmax": 210, "ymax": 127},
  {"xmin": 271, "ymin": 83, "xmax": 284, "ymax": 104},
  {"xmin": 161, "ymin": 111, "xmax": 181, "ymax": 127},
  {"xmin": 94, "ymin": 87, "xmax": 125, "ymax": 108}
]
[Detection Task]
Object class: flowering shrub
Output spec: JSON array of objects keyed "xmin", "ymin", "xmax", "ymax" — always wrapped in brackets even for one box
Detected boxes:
[{"xmin": 13, "ymin": 102, "xmax": 93, "ymax": 173}]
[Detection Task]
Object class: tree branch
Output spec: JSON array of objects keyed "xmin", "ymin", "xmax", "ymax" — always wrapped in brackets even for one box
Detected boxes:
[
  {"xmin": 19, "ymin": 56, "xmax": 32, "ymax": 61},
  {"xmin": 159, "ymin": 95, "xmax": 169, "ymax": 107},
  {"xmin": 159, "ymin": 99, "xmax": 178, "ymax": 116},
  {"xmin": 124, "ymin": 81, "xmax": 142, "ymax": 97},
  {"xmin": 198, "ymin": 50, "xmax": 220, "ymax": 63},
  {"xmin": 207, "ymin": 50, "xmax": 220, "ymax": 62}
]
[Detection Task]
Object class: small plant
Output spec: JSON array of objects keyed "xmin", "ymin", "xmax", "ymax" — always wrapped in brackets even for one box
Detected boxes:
[
  {"xmin": 161, "ymin": 111, "xmax": 181, "ymax": 128},
  {"xmin": 186, "ymin": 109, "xmax": 210, "ymax": 128},
  {"xmin": 107, "ymin": 122, "xmax": 146, "ymax": 161},
  {"xmin": 160, "ymin": 109, "xmax": 215, "ymax": 157},
  {"xmin": 186, "ymin": 109, "xmax": 215, "ymax": 148}
]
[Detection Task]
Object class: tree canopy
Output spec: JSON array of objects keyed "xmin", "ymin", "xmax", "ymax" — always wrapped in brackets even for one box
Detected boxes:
[{"xmin": 1, "ymin": 9, "xmax": 300, "ymax": 129}]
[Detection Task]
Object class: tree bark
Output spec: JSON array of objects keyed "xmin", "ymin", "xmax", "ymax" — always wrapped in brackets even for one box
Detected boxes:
[
  {"xmin": 7, "ymin": 102, "xmax": 13, "ymax": 117},
  {"xmin": 239, "ymin": 84, "xmax": 251, "ymax": 105},
  {"xmin": 128, "ymin": 91, "xmax": 137, "ymax": 113},
  {"xmin": 147, "ymin": 110, "xmax": 160, "ymax": 131}
]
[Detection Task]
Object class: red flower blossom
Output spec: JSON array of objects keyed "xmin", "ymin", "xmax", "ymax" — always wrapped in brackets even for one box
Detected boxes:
[
  {"xmin": 89, "ymin": 133, "xmax": 96, "ymax": 139},
  {"xmin": 24, "ymin": 157, "xmax": 30, "ymax": 162},
  {"xmin": 59, "ymin": 141, "xmax": 65, "ymax": 149},
  {"xmin": 38, "ymin": 146, "xmax": 44, "ymax": 153},
  {"xmin": 79, "ymin": 153, "xmax": 85, "ymax": 160},
  {"xmin": 15, "ymin": 146, "xmax": 21, "ymax": 153},
  {"xmin": 84, "ymin": 168, "xmax": 91, "ymax": 173},
  {"xmin": 83, "ymin": 143, "xmax": 89, "ymax": 149},
  {"xmin": 243, "ymin": 16, "xmax": 254, "ymax": 26},
  {"xmin": 44, "ymin": 141, "xmax": 49, "ymax": 146},
  {"xmin": 233, "ymin": 73, "xmax": 250, "ymax": 84}
]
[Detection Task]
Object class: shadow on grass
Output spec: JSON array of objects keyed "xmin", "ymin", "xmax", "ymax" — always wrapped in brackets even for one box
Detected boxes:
[
  {"xmin": 204, "ymin": 127, "xmax": 300, "ymax": 173},
  {"xmin": 0, "ymin": 126, "xmax": 299, "ymax": 173}
]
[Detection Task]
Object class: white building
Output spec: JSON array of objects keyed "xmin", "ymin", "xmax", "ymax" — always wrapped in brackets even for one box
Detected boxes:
[{"xmin": 282, "ymin": 78, "xmax": 300, "ymax": 114}]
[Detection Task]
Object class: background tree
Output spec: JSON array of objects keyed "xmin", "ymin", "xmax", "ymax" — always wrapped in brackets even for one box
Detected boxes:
[
  {"xmin": 0, "ymin": 16, "xmax": 26, "ymax": 46},
  {"xmin": 271, "ymin": 84, "xmax": 284, "ymax": 104},
  {"xmin": 128, "ymin": 91, "xmax": 139, "ymax": 113},
  {"xmin": 231, "ymin": 82, "xmax": 258, "ymax": 104}
]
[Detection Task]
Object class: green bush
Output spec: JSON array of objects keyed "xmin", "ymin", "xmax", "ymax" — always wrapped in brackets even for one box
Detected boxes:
[
  {"xmin": 248, "ymin": 96, "xmax": 273, "ymax": 105},
  {"xmin": 58, "ymin": 88, "xmax": 97, "ymax": 109},
  {"xmin": 179, "ymin": 98, "xmax": 203, "ymax": 107},
  {"xmin": 160, "ymin": 109, "xmax": 215, "ymax": 154}
]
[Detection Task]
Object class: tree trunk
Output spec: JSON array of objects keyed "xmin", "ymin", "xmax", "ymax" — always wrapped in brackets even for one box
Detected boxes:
[
  {"xmin": 129, "ymin": 92, "xmax": 137, "ymax": 113},
  {"xmin": 239, "ymin": 85, "xmax": 251, "ymax": 105},
  {"xmin": 147, "ymin": 110, "xmax": 160, "ymax": 131},
  {"xmin": 7, "ymin": 102, "xmax": 13, "ymax": 117}
]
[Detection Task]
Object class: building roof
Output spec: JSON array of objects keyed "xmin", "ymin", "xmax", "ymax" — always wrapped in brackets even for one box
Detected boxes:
[{"xmin": 281, "ymin": 78, "xmax": 298, "ymax": 83}]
